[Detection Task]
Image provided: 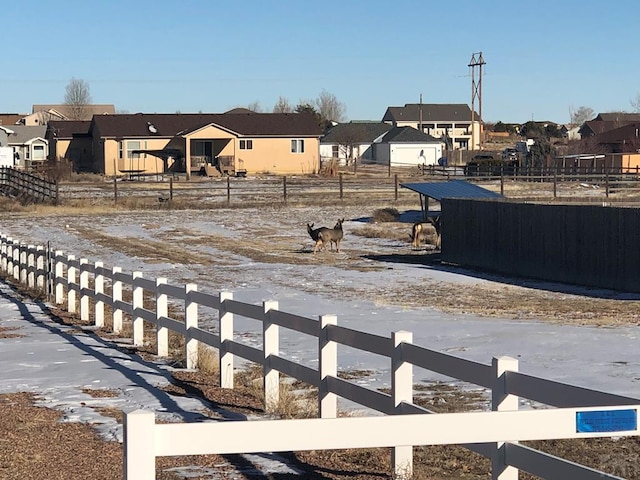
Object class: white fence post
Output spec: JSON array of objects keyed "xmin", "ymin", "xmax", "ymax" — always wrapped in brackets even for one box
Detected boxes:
[
  {"xmin": 123, "ymin": 410, "xmax": 156, "ymax": 480},
  {"xmin": 219, "ymin": 291, "xmax": 234, "ymax": 389},
  {"xmin": 0, "ymin": 236, "xmax": 6, "ymax": 273},
  {"xmin": 392, "ymin": 330, "xmax": 414, "ymax": 480},
  {"xmin": 94, "ymin": 261, "xmax": 104, "ymax": 328},
  {"xmin": 79, "ymin": 259, "xmax": 89, "ymax": 321},
  {"xmin": 185, "ymin": 283, "xmax": 198, "ymax": 369},
  {"xmin": 132, "ymin": 272, "xmax": 144, "ymax": 347},
  {"xmin": 36, "ymin": 246, "xmax": 44, "ymax": 289},
  {"xmin": 319, "ymin": 314, "xmax": 337, "ymax": 419},
  {"xmin": 112, "ymin": 266, "xmax": 123, "ymax": 334},
  {"xmin": 54, "ymin": 251, "xmax": 64, "ymax": 305},
  {"xmin": 67, "ymin": 255, "xmax": 76, "ymax": 313},
  {"xmin": 15, "ymin": 243, "xmax": 23, "ymax": 282},
  {"xmin": 492, "ymin": 355, "xmax": 519, "ymax": 480},
  {"xmin": 27, "ymin": 245, "xmax": 35, "ymax": 288},
  {"xmin": 156, "ymin": 278, "xmax": 168, "ymax": 357},
  {"xmin": 263, "ymin": 300, "xmax": 279, "ymax": 412}
]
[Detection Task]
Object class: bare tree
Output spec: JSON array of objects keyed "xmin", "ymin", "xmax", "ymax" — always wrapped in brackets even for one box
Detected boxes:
[
  {"xmin": 569, "ymin": 105, "xmax": 594, "ymax": 126},
  {"xmin": 272, "ymin": 96, "xmax": 293, "ymax": 113},
  {"xmin": 315, "ymin": 89, "xmax": 346, "ymax": 124},
  {"xmin": 246, "ymin": 101, "xmax": 263, "ymax": 113},
  {"xmin": 64, "ymin": 77, "xmax": 92, "ymax": 120}
]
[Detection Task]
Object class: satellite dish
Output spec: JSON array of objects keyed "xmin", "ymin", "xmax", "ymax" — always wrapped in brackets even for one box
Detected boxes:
[{"xmin": 147, "ymin": 122, "xmax": 157, "ymax": 134}]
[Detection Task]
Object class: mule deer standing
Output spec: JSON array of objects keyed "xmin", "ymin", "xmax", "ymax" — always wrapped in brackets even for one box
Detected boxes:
[
  {"xmin": 309, "ymin": 218, "xmax": 344, "ymax": 253},
  {"xmin": 411, "ymin": 215, "xmax": 441, "ymax": 249}
]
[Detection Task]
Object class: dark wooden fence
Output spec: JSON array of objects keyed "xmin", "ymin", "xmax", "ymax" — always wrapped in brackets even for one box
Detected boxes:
[
  {"xmin": 441, "ymin": 198, "xmax": 640, "ymax": 292},
  {"xmin": 0, "ymin": 167, "xmax": 58, "ymax": 204}
]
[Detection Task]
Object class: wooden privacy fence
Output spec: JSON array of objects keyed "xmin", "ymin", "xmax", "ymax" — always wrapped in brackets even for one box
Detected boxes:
[
  {"xmin": 441, "ymin": 198, "xmax": 640, "ymax": 293},
  {"xmin": 0, "ymin": 235, "xmax": 638, "ymax": 480},
  {"xmin": 0, "ymin": 167, "xmax": 58, "ymax": 204}
]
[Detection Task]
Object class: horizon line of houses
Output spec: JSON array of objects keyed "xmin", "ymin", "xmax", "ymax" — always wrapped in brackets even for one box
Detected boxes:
[{"xmin": 1, "ymin": 104, "xmax": 639, "ymax": 177}]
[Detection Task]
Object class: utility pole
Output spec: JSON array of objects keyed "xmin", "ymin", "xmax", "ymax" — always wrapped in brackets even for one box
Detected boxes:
[
  {"xmin": 419, "ymin": 93, "xmax": 423, "ymax": 133},
  {"xmin": 468, "ymin": 52, "xmax": 486, "ymax": 150}
]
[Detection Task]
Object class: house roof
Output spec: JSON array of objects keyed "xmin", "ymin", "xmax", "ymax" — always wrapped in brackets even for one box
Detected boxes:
[
  {"xmin": 580, "ymin": 120, "xmax": 621, "ymax": 137},
  {"xmin": 321, "ymin": 122, "xmax": 392, "ymax": 144},
  {"xmin": 594, "ymin": 112, "xmax": 640, "ymax": 123},
  {"xmin": 47, "ymin": 121, "xmax": 92, "ymax": 139},
  {"xmin": 0, "ymin": 114, "xmax": 25, "ymax": 126},
  {"xmin": 91, "ymin": 112, "xmax": 323, "ymax": 138},
  {"xmin": 401, "ymin": 180, "xmax": 503, "ymax": 201},
  {"xmin": 32, "ymin": 104, "xmax": 116, "ymax": 120},
  {"xmin": 382, "ymin": 103, "xmax": 480, "ymax": 123},
  {"xmin": 5, "ymin": 125, "xmax": 47, "ymax": 145},
  {"xmin": 380, "ymin": 126, "xmax": 441, "ymax": 143}
]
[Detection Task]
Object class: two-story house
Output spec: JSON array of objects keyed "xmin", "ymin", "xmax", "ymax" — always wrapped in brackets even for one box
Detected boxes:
[{"xmin": 382, "ymin": 103, "xmax": 481, "ymax": 150}]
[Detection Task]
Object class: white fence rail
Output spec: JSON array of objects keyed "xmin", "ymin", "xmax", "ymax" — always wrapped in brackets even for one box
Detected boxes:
[{"xmin": 0, "ymin": 234, "xmax": 638, "ymax": 480}]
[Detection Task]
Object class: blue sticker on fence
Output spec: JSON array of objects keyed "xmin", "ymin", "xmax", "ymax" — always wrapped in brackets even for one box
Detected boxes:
[{"xmin": 576, "ymin": 409, "xmax": 637, "ymax": 433}]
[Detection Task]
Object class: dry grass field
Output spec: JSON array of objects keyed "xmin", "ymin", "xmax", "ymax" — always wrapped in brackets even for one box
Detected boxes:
[{"xmin": 2, "ymin": 167, "xmax": 640, "ymax": 479}]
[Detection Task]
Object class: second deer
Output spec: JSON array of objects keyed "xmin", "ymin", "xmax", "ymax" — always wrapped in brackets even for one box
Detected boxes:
[{"xmin": 309, "ymin": 218, "xmax": 345, "ymax": 253}]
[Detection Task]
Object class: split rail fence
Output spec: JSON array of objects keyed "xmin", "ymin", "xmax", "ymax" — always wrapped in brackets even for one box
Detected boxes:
[
  {"xmin": 0, "ymin": 166, "xmax": 58, "ymax": 204},
  {"xmin": 0, "ymin": 235, "xmax": 638, "ymax": 480}
]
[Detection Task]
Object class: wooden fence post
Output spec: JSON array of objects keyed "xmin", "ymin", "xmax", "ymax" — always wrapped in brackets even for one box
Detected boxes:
[
  {"xmin": 132, "ymin": 272, "xmax": 144, "ymax": 347},
  {"xmin": 67, "ymin": 255, "xmax": 76, "ymax": 313},
  {"xmin": 55, "ymin": 251, "xmax": 65, "ymax": 305},
  {"xmin": 282, "ymin": 176, "xmax": 287, "ymax": 203},
  {"xmin": 339, "ymin": 173, "xmax": 343, "ymax": 200},
  {"xmin": 319, "ymin": 314, "xmax": 338, "ymax": 419},
  {"xmin": 263, "ymin": 300, "xmax": 279, "ymax": 412},
  {"xmin": 112, "ymin": 266, "xmax": 123, "ymax": 334},
  {"xmin": 185, "ymin": 283, "xmax": 198, "ymax": 369},
  {"xmin": 219, "ymin": 291, "xmax": 234, "ymax": 389},
  {"xmin": 79, "ymin": 258, "xmax": 89, "ymax": 321},
  {"xmin": 94, "ymin": 261, "xmax": 104, "ymax": 328},
  {"xmin": 123, "ymin": 410, "xmax": 156, "ymax": 480},
  {"xmin": 394, "ymin": 174, "xmax": 399, "ymax": 201},
  {"xmin": 226, "ymin": 176, "xmax": 231, "ymax": 204},
  {"xmin": 156, "ymin": 278, "xmax": 168, "ymax": 357},
  {"xmin": 169, "ymin": 177, "xmax": 174, "ymax": 200},
  {"xmin": 114, "ymin": 177, "xmax": 118, "ymax": 203},
  {"xmin": 605, "ymin": 173, "xmax": 610, "ymax": 198},
  {"xmin": 491, "ymin": 356, "xmax": 519, "ymax": 480},
  {"xmin": 392, "ymin": 330, "xmax": 413, "ymax": 480}
]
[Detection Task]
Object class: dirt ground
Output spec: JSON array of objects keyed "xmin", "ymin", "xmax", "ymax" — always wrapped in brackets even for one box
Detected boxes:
[{"xmin": 2, "ymin": 173, "xmax": 640, "ymax": 479}]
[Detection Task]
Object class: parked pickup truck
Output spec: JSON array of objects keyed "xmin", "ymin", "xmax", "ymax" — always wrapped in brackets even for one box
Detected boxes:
[{"xmin": 464, "ymin": 153, "xmax": 519, "ymax": 176}]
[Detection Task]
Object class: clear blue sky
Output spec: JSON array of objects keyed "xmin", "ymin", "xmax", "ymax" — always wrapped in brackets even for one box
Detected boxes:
[{"xmin": 4, "ymin": 0, "xmax": 639, "ymax": 124}]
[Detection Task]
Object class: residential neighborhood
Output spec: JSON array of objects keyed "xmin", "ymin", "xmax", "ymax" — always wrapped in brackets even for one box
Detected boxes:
[{"xmin": 2, "ymin": 99, "xmax": 640, "ymax": 177}]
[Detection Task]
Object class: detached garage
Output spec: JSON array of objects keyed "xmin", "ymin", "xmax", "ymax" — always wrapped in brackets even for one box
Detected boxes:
[{"xmin": 373, "ymin": 126, "xmax": 443, "ymax": 167}]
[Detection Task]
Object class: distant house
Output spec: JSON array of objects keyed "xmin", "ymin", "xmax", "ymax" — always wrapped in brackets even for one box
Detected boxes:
[
  {"xmin": 320, "ymin": 122, "xmax": 392, "ymax": 164},
  {"xmin": 46, "ymin": 121, "xmax": 93, "ymax": 171},
  {"xmin": 87, "ymin": 112, "xmax": 322, "ymax": 176},
  {"xmin": 580, "ymin": 112, "xmax": 640, "ymax": 139},
  {"xmin": 0, "ymin": 113, "xmax": 26, "ymax": 126},
  {"xmin": 3, "ymin": 125, "xmax": 48, "ymax": 169},
  {"xmin": 371, "ymin": 126, "xmax": 443, "ymax": 167},
  {"xmin": 382, "ymin": 103, "xmax": 481, "ymax": 150},
  {"xmin": 27, "ymin": 104, "xmax": 116, "ymax": 124}
]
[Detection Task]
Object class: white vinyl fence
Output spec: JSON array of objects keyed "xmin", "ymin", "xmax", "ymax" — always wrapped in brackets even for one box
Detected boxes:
[{"xmin": 1, "ymin": 235, "xmax": 639, "ymax": 480}]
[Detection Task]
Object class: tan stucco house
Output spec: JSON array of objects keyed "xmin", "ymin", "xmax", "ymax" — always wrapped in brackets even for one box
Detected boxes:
[
  {"xmin": 46, "ymin": 121, "xmax": 93, "ymax": 171},
  {"xmin": 86, "ymin": 112, "xmax": 322, "ymax": 177}
]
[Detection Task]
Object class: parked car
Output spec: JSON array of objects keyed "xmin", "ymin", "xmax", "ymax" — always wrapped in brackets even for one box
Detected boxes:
[{"xmin": 501, "ymin": 148, "xmax": 518, "ymax": 161}]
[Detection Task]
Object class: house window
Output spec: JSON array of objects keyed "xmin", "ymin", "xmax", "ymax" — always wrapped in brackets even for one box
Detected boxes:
[
  {"xmin": 126, "ymin": 140, "xmax": 141, "ymax": 159},
  {"xmin": 118, "ymin": 141, "xmax": 123, "ymax": 159},
  {"xmin": 239, "ymin": 139, "xmax": 253, "ymax": 150},
  {"xmin": 331, "ymin": 145, "xmax": 339, "ymax": 158},
  {"xmin": 33, "ymin": 145, "xmax": 45, "ymax": 160},
  {"xmin": 291, "ymin": 139, "xmax": 304, "ymax": 153}
]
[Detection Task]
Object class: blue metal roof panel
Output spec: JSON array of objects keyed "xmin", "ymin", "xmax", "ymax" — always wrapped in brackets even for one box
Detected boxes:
[{"xmin": 400, "ymin": 180, "xmax": 503, "ymax": 201}]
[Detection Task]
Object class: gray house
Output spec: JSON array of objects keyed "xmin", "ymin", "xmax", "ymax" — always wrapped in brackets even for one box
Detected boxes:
[
  {"xmin": 320, "ymin": 122, "xmax": 392, "ymax": 164},
  {"xmin": 4, "ymin": 125, "xmax": 48, "ymax": 169}
]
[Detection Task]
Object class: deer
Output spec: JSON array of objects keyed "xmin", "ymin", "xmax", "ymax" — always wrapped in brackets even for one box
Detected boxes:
[
  {"xmin": 308, "ymin": 219, "xmax": 345, "ymax": 253},
  {"xmin": 411, "ymin": 215, "xmax": 441, "ymax": 249}
]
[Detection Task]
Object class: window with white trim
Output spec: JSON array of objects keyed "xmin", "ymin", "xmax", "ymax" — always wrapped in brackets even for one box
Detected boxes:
[
  {"xmin": 291, "ymin": 139, "xmax": 304, "ymax": 153},
  {"xmin": 239, "ymin": 139, "xmax": 253, "ymax": 150},
  {"xmin": 33, "ymin": 145, "xmax": 45, "ymax": 160},
  {"xmin": 126, "ymin": 140, "xmax": 141, "ymax": 159}
]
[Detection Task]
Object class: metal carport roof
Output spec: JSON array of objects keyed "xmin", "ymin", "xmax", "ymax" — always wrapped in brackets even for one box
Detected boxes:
[{"xmin": 400, "ymin": 180, "xmax": 503, "ymax": 201}]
